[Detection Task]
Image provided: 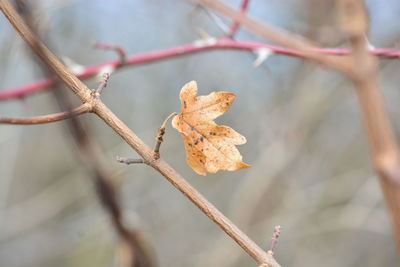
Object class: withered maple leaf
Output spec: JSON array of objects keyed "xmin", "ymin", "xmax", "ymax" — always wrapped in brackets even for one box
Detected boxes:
[{"xmin": 172, "ymin": 81, "xmax": 250, "ymax": 175}]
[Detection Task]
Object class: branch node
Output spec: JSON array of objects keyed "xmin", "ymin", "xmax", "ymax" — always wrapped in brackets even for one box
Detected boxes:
[{"xmin": 153, "ymin": 112, "xmax": 177, "ymax": 159}]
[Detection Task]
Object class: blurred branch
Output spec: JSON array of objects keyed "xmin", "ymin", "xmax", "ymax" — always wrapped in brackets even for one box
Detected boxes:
[
  {"xmin": 192, "ymin": 0, "xmax": 352, "ymax": 73},
  {"xmin": 94, "ymin": 42, "xmax": 127, "ymax": 65},
  {"xmin": 11, "ymin": 1, "xmax": 155, "ymax": 267},
  {"xmin": 195, "ymin": 0, "xmax": 400, "ymax": 253},
  {"xmin": 199, "ymin": 0, "xmax": 400, "ymax": 254},
  {"xmin": 0, "ymin": 1, "xmax": 280, "ymax": 266},
  {"xmin": 1, "ymin": 39, "xmax": 399, "ymax": 101},
  {"xmin": 337, "ymin": 0, "xmax": 400, "ymax": 250},
  {"xmin": 0, "ymin": 103, "xmax": 91, "ymax": 124},
  {"xmin": 227, "ymin": 0, "xmax": 250, "ymax": 38}
]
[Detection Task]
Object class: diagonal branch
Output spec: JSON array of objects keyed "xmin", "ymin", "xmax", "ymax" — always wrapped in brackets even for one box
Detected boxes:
[
  {"xmin": 193, "ymin": 0, "xmax": 353, "ymax": 73},
  {"xmin": 227, "ymin": 0, "xmax": 250, "ymax": 38},
  {"xmin": 0, "ymin": 1, "xmax": 280, "ymax": 266},
  {"xmin": 0, "ymin": 103, "xmax": 91, "ymax": 124}
]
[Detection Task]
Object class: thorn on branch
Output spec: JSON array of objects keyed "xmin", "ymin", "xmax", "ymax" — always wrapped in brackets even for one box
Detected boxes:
[
  {"xmin": 252, "ymin": 47, "xmax": 274, "ymax": 68},
  {"xmin": 153, "ymin": 112, "xmax": 177, "ymax": 159},
  {"xmin": 94, "ymin": 42, "xmax": 127, "ymax": 66},
  {"xmin": 116, "ymin": 156, "xmax": 145, "ymax": 165},
  {"xmin": 267, "ymin": 225, "xmax": 281, "ymax": 256}
]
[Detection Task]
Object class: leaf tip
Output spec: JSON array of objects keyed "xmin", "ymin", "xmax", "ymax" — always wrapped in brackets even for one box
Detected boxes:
[
  {"xmin": 184, "ymin": 80, "xmax": 198, "ymax": 90},
  {"xmin": 238, "ymin": 162, "xmax": 251, "ymax": 170}
]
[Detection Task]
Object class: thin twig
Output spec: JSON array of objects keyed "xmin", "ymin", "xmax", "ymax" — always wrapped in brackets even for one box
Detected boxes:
[
  {"xmin": 94, "ymin": 72, "xmax": 110, "ymax": 96},
  {"xmin": 0, "ymin": 103, "xmax": 91, "ymax": 124},
  {"xmin": 153, "ymin": 112, "xmax": 177, "ymax": 159},
  {"xmin": 227, "ymin": 0, "xmax": 250, "ymax": 38},
  {"xmin": 0, "ymin": 2, "xmax": 280, "ymax": 266},
  {"xmin": 1, "ymin": 39, "xmax": 400, "ymax": 101},
  {"xmin": 267, "ymin": 225, "xmax": 281, "ymax": 256}
]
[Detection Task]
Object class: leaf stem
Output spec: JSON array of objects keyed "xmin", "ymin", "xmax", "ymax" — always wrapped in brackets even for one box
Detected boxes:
[{"xmin": 153, "ymin": 112, "xmax": 177, "ymax": 159}]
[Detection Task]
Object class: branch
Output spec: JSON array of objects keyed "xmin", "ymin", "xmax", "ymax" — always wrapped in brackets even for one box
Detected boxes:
[
  {"xmin": 94, "ymin": 42, "xmax": 127, "ymax": 65},
  {"xmin": 227, "ymin": 0, "xmax": 250, "ymax": 38},
  {"xmin": 1, "ymin": 38, "xmax": 399, "ymax": 101},
  {"xmin": 198, "ymin": 0, "xmax": 400, "ymax": 254},
  {"xmin": 11, "ymin": 2, "xmax": 155, "ymax": 265},
  {"xmin": 153, "ymin": 112, "xmax": 177, "ymax": 159},
  {"xmin": 194, "ymin": 0, "xmax": 353, "ymax": 73},
  {"xmin": 0, "ymin": 103, "xmax": 91, "ymax": 124},
  {"xmin": 0, "ymin": 1, "xmax": 280, "ymax": 266},
  {"xmin": 338, "ymin": 0, "xmax": 400, "ymax": 250}
]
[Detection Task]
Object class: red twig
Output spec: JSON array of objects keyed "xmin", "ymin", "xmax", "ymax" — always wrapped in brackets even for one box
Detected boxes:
[
  {"xmin": 1, "ymin": 38, "xmax": 399, "ymax": 101},
  {"xmin": 228, "ymin": 0, "xmax": 250, "ymax": 38},
  {"xmin": 94, "ymin": 42, "xmax": 127, "ymax": 65}
]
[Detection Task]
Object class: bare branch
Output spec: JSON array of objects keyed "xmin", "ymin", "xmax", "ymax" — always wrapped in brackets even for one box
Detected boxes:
[
  {"xmin": 0, "ymin": 103, "xmax": 91, "ymax": 124},
  {"xmin": 227, "ymin": 0, "xmax": 250, "ymax": 38},
  {"xmin": 0, "ymin": 1, "xmax": 280, "ymax": 266}
]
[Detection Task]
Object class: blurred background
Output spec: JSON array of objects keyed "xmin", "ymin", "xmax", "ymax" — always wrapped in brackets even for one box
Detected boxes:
[{"xmin": 1, "ymin": 0, "xmax": 400, "ymax": 266}]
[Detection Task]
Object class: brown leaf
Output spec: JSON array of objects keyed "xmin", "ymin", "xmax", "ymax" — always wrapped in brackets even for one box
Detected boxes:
[{"xmin": 172, "ymin": 81, "xmax": 250, "ymax": 175}]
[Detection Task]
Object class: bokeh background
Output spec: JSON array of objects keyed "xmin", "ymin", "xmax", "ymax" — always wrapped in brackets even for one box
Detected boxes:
[{"xmin": 1, "ymin": 0, "xmax": 400, "ymax": 266}]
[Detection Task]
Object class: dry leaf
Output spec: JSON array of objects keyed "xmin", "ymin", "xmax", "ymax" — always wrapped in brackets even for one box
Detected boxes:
[{"xmin": 172, "ymin": 81, "xmax": 250, "ymax": 175}]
